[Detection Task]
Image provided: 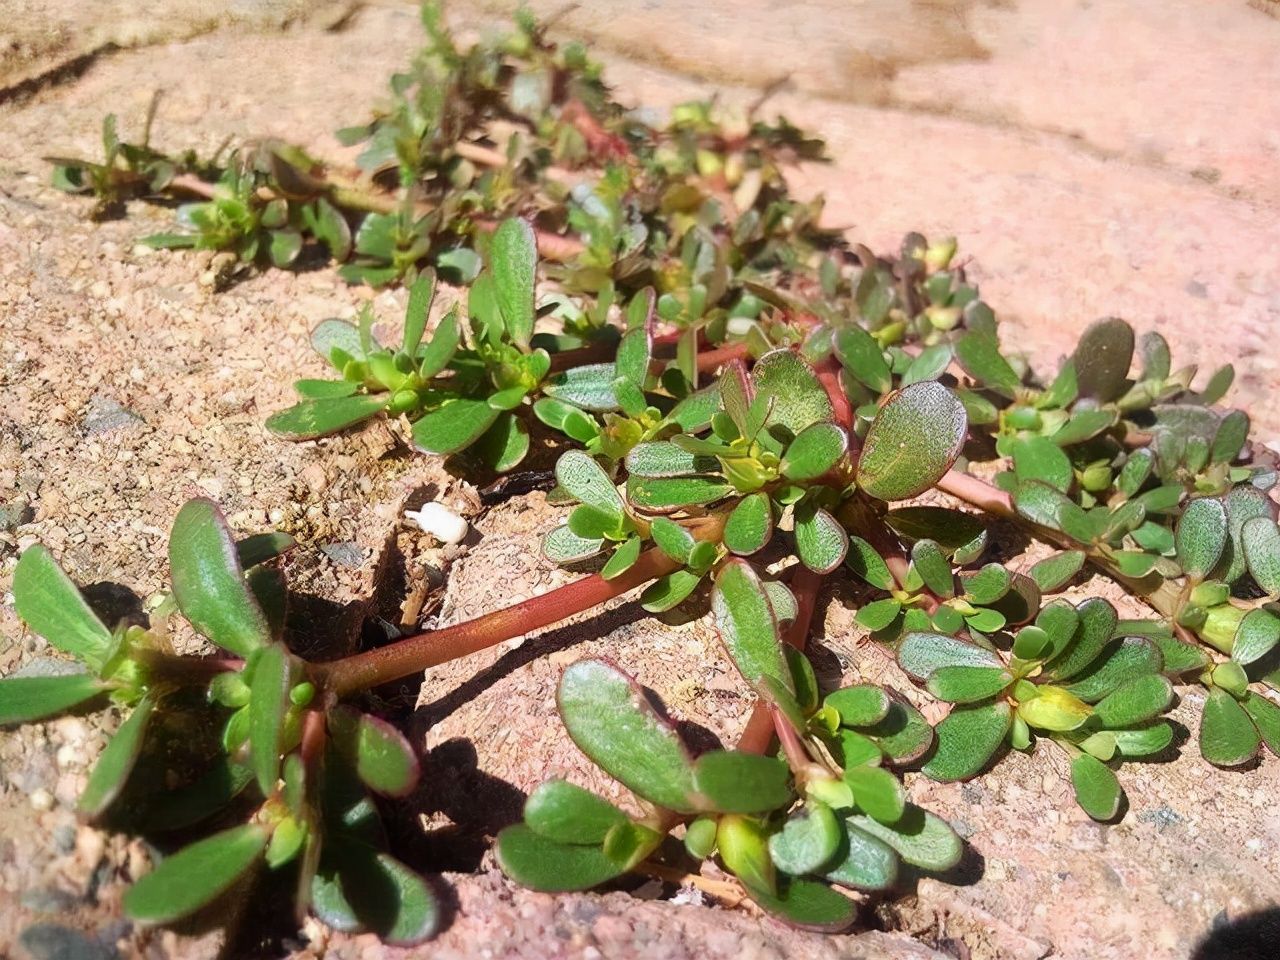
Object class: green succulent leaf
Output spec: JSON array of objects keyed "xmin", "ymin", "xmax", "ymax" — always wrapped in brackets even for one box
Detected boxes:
[
  {"xmin": 834, "ymin": 326, "xmax": 892, "ymax": 393},
  {"xmin": 847, "ymin": 805, "xmax": 962, "ymax": 872},
  {"xmin": 711, "ymin": 561, "xmax": 792, "ymax": 694},
  {"xmin": 1062, "ymin": 637, "xmax": 1163, "ymax": 703},
  {"xmin": 544, "ymin": 363, "xmax": 622, "ymax": 412},
  {"xmin": 910, "ymin": 539, "xmax": 955, "ymax": 598},
  {"xmin": 1046, "ymin": 598, "xmax": 1119, "ymax": 680},
  {"xmin": 1199, "ymin": 687, "xmax": 1261, "ymax": 767},
  {"xmin": 1242, "ymin": 693, "xmax": 1280, "ymax": 756},
  {"xmin": 625, "ymin": 441, "xmax": 716, "ymax": 478},
  {"xmin": 248, "ymin": 644, "xmax": 291, "ymax": 795},
  {"xmin": 524, "ymin": 780, "xmax": 627, "ymax": 844},
  {"xmin": 862, "ymin": 699, "xmax": 934, "ymax": 767},
  {"xmin": 1242, "ymin": 517, "xmax": 1280, "ymax": 594},
  {"xmin": 693, "ymin": 751, "xmax": 792, "ymax": 814},
  {"xmin": 1232, "ymin": 608, "xmax": 1280, "ymax": 666},
  {"xmin": 600, "ymin": 535, "xmax": 643, "ymax": 580},
  {"xmin": 856, "ymin": 382, "xmax": 967, "ymax": 501},
  {"xmin": 846, "ymin": 536, "xmax": 896, "ymax": 591},
  {"xmin": 823, "ymin": 822, "xmax": 899, "ymax": 892},
  {"xmin": 1092, "ymin": 675, "xmax": 1173, "ymax": 728},
  {"xmin": 825, "ymin": 685, "xmax": 891, "ymax": 728},
  {"xmin": 751, "ymin": 349, "xmax": 833, "ymax": 437},
  {"xmin": 328, "ymin": 705, "xmax": 420, "ymax": 798},
  {"xmin": 491, "ymin": 218, "xmax": 537, "ymax": 349},
  {"xmin": 921, "ymin": 701, "xmax": 1011, "ymax": 781},
  {"xmin": 639, "ymin": 570, "xmax": 703, "ymax": 612},
  {"xmin": 1016, "ymin": 686, "xmax": 1092, "ymax": 732},
  {"xmin": 13, "ymin": 546, "xmax": 114, "ymax": 672},
  {"xmin": 782, "ymin": 422, "xmax": 848, "ymax": 481},
  {"xmin": 1112, "ymin": 723, "xmax": 1175, "ymax": 758},
  {"xmin": 844, "ymin": 764, "xmax": 906, "ymax": 824},
  {"xmin": 0, "ymin": 674, "xmax": 107, "ymax": 726},
  {"xmin": 794, "ymin": 505, "xmax": 849, "ymax": 574},
  {"xmin": 926, "ymin": 666, "xmax": 1013, "ymax": 704},
  {"xmin": 1072, "ymin": 317, "xmax": 1134, "ymax": 402},
  {"xmin": 169, "ymin": 499, "xmax": 271, "ymax": 657},
  {"xmin": 769, "ymin": 802, "xmax": 842, "ymax": 876},
  {"xmin": 1071, "ymin": 753, "xmax": 1122, "ymax": 821},
  {"xmin": 723, "ymin": 493, "xmax": 774, "ymax": 555},
  {"xmin": 558, "ymin": 659, "xmax": 697, "ymax": 812},
  {"xmin": 898, "ymin": 632, "xmax": 1002, "ymax": 681},
  {"xmin": 411, "ymin": 398, "xmax": 501, "ymax": 454},
  {"xmin": 627, "ymin": 476, "xmax": 733, "ymax": 510},
  {"xmin": 1011, "ymin": 436, "xmax": 1073, "ymax": 492},
  {"xmin": 954, "ymin": 330, "xmax": 1021, "ymax": 397},
  {"xmin": 78, "ymin": 696, "xmax": 155, "ymax": 818},
  {"xmin": 310, "ymin": 843, "xmax": 440, "ymax": 945},
  {"xmin": 1175, "ymin": 498, "xmax": 1228, "ymax": 579},
  {"xmin": 746, "ymin": 877, "xmax": 857, "ymax": 933},
  {"xmin": 266, "ymin": 394, "xmax": 390, "ymax": 440},
  {"xmin": 124, "ymin": 823, "xmax": 268, "ymax": 924}
]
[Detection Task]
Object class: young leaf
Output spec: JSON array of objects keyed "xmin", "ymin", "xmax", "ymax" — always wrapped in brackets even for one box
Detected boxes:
[
  {"xmin": 711, "ymin": 561, "xmax": 792, "ymax": 694},
  {"xmin": 1016, "ymin": 686, "xmax": 1092, "ymax": 732},
  {"xmin": 491, "ymin": 219, "xmax": 537, "ymax": 349},
  {"xmin": 1113, "ymin": 723, "xmax": 1175, "ymax": 758},
  {"xmin": 13, "ymin": 546, "xmax": 113, "ymax": 671},
  {"xmin": 543, "ymin": 363, "xmax": 622, "ymax": 412},
  {"xmin": 543, "ymin": 524, "xmax": 605, "ymax": 565},
  {"xmin": 1199, "ymin": 687, "xmax": 1261, "ymax": 767},
  {"xmin": 856, "ymin": 382, "xmax": 967, "ymax": 501},
  {"xmin": 249, "ymin": 645, "xmax": 291, "ymax": 795},
  {"xmin": 1092, "ymin": 674, "xmax": 1173, "ymax": 728},
  {"xmin": 782, "ymin": 422, "xmax": 847, "ymax": 481},
  {"xmin": 169, "ymin": 499, "xmax": 270, "ymax": 657},
  {"xmin": 328, "ymin": 706, "xmax": 420, "ymax": 798},
  {"xmin": 649, "ymin": 517, "xmax": 695, "ymax": 564},
  {"xmin": 855, "ymin": 597, "xmax": 902, "ymax": 632},
  {"xmin": 1175, "ymin": 498, "xmax": 1228, "ymax": 579},
  {"xmin": 418, "ymin": 309, "xmax": 460, "ymax": 379},
  {"xmin": 124, "ymin": 823, "xmax": 268, "ymax": 924},
  {"xmin": 1011, "ymin": 436, "xmax": 1073, "ymax": 492},
  {"xmin": 723, "ymin": 492, "xmax": 774, "ymax": 555},
  {"xmin": 525, "ymin": 780, "xmax": 627, "ymax": 844},
  {"xmin": 693, "ymin": 751, "xmax": 792, "ymax": 814},
  {"xmin": 558, "ymin": 659, "xmax": 697, "ymax": 812},
  {"xmin": 625, "ymin": 442, "xmax": 716, "ymax": 478},
  {"xmin": 1071, "ymin": 754, "xmax": 1122, "ymax": 821},
  {"xmin": 79, "ymin": 697, "xmax": 155, "ymax": 818},
  {"xmin": 921, "ymin": 701, "xmax": 1011, "ymax": 781},
  {"xmin": 769, "ymin": 802, "xmax": 841, "ymax": 876},
  {"xmin": 411, "ymin": 398, "xmax": 500, "ymax": 455},
  {"xmin": 910, "ymin": 539, "xmax": 954, "ymax": 598},
  {"xmin": 266, "ymin": 395, "xmax": 390, "ymax": 440},
  {"xmin": 0, "ymin": 674, "xmax": 106, "ymax": 725}
]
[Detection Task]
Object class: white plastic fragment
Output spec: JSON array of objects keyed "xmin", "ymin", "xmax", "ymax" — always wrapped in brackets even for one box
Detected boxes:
[{"xmin": 405, "ymin": 502, "xmax": 469, "ymax": 544}]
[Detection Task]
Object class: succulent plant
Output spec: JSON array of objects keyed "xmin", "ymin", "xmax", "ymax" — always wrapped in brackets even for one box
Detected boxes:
[{"xmin": 10, "ymin": 0, "xmax": 1279, "ymax": 951}]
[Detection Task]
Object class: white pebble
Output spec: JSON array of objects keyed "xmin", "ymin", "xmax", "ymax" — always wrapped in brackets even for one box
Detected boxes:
[
  {"xmin": 404, "ymin": 502, "xmax": 469, "ymax": 544},
  {"xmin": 30, "ymin": 788, "xmax": 54, "ymax": 811}
]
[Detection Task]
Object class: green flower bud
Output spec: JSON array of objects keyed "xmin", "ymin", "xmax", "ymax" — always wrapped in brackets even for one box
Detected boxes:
[{"xmin": 1198, "ymin": 602, "xmax": 1247, "ymax": 654}]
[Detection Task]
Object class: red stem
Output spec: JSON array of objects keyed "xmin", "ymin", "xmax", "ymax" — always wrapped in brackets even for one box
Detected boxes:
[
  {"xmin": 695, "ymin": 342, "xmax": 751, "ymax": 373},
  {"xmin": 315, "ymin": 547, "xmax": 680, "ymax": 697}
]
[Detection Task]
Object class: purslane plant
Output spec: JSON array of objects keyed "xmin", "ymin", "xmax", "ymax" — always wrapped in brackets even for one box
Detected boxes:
[{"xmin": 8, "ymin": 0, "xmax": 1279, "ymax": 950}]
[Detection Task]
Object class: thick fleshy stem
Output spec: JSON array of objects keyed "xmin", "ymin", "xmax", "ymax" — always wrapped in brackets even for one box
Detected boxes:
[
  {"xmin": 315, "ymin": 547, "xmax": 680, "ymax": 698},
  {"xmin": 736, "ymin": 566, "xmax": 825, "ymax": 755}
]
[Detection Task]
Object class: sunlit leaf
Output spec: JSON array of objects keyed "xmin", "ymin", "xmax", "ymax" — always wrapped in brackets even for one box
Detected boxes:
[
  {"xmin": 856, "ymin": 382, "xmax": 966, "ymax": 501},
  {"xmin": 124, "ymin": 824, "xmax": 268, "ymax": 924},
  {"xmin": 13, "ymin": 546, "xmax": 114, "ymax": 671}
]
